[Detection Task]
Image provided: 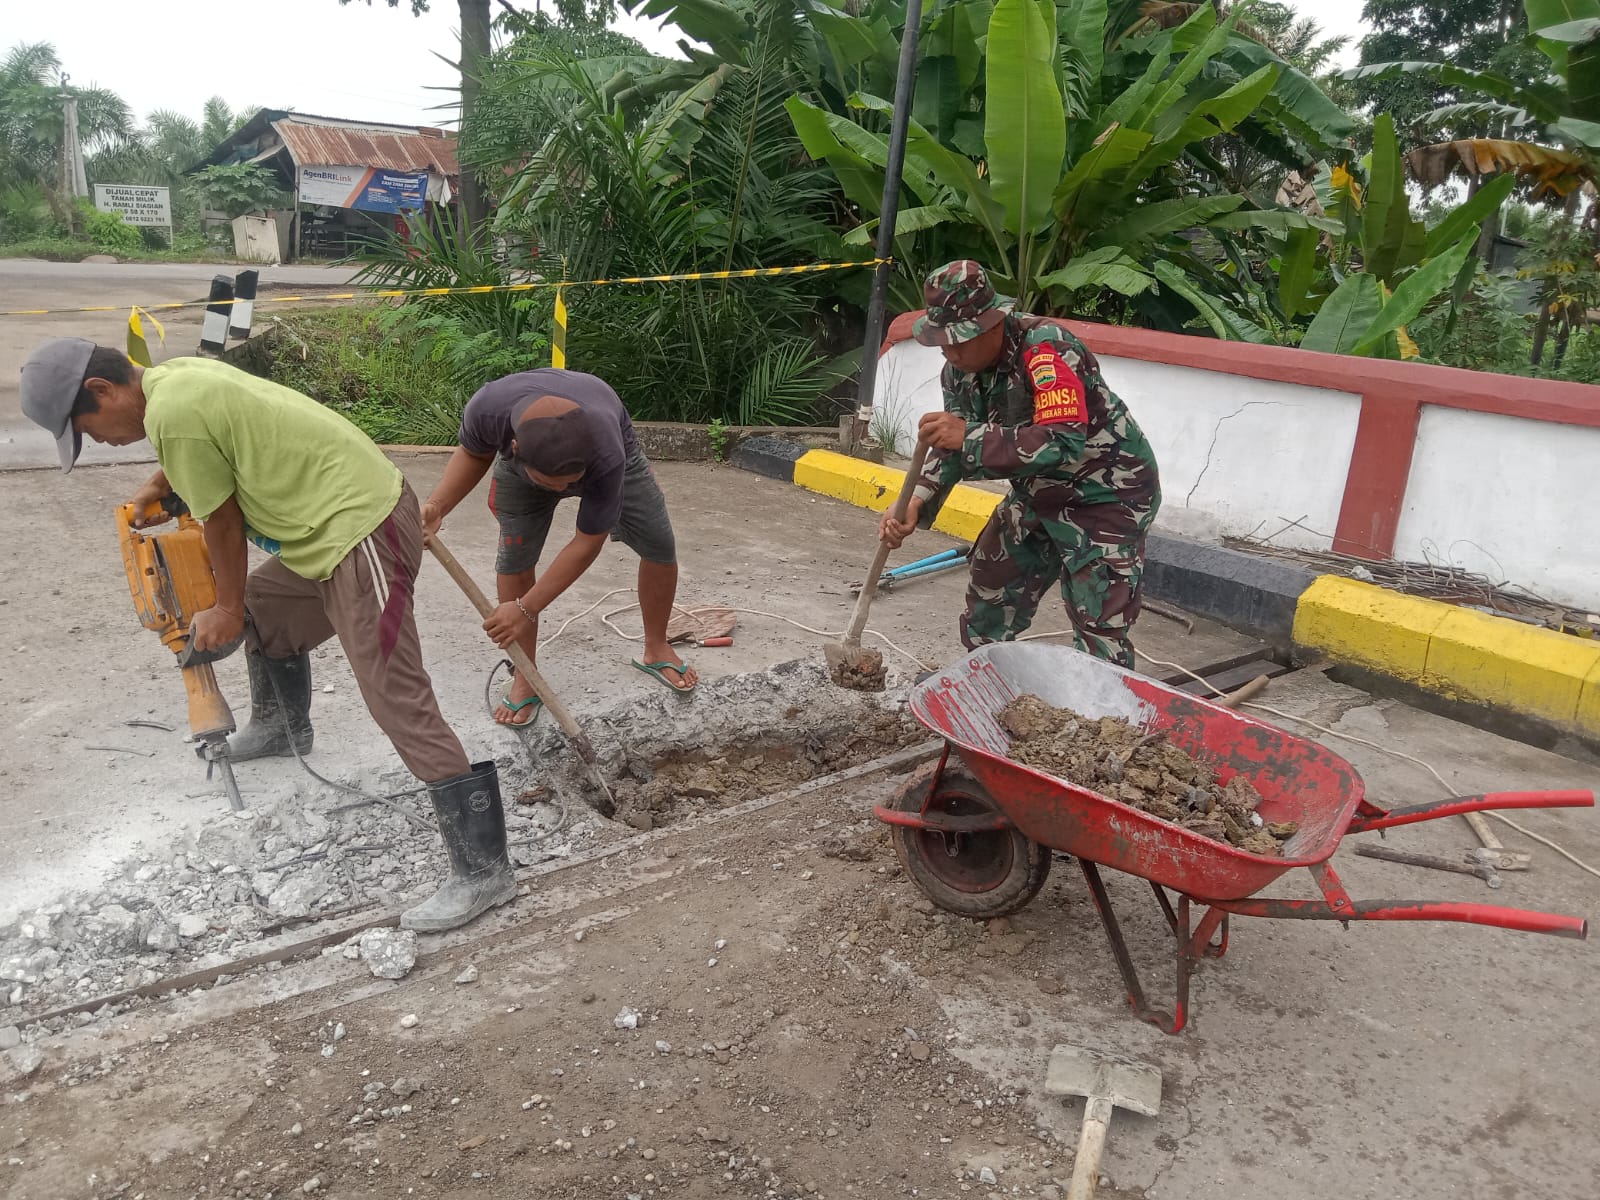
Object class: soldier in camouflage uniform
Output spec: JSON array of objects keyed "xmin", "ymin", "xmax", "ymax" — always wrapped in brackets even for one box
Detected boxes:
[{"xmin": 878, "ymin": 261, "xmax": 1161, "ymax": 667}]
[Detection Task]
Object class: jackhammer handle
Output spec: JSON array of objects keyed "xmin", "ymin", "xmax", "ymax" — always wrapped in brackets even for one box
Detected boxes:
[
  {"xmin": 843, "ymin": 440, "xmax": 930, "ymax": 650},
  {"xmin": 123, "ymin": 493, "xmax": 191, "ymax": 529},
  {"xmin": 424, "ymin": 534, "xmax": 585, "ymax": 742}
]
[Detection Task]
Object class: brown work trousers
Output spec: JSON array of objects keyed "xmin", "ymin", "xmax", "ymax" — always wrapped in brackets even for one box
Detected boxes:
[{"xmin": 244, "ymin": 481, "xmax": 470, "ymax": 784}]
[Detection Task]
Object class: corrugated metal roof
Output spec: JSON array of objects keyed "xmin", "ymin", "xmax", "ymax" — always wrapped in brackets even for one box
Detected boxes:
[{"xmin": 271, "ymin": 116, "xmax": 459, "ymax": 178}]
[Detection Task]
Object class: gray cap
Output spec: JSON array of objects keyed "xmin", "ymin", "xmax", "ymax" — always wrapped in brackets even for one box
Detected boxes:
[{"xmin": 20, "ymin": 337, "xmax": 94, "ymax": 473}]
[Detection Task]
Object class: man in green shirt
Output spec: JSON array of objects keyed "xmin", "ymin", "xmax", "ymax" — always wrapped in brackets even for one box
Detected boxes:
[{"xmin": 19, "ymin": 338, "xmax": 515, "ymax": 933}]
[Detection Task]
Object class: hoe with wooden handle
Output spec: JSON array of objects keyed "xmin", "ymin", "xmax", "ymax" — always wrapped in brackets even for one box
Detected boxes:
[
  {"xmin": 427, "ymin": 533, "xmax": 616, "ymax": 818},
  {"xmin": 824, "ymin": 440, "xmax": 930, "ymax": 691},
  {"xmin": 1046, "ymin": 1044, "xmax": 1162, "ymax": 1200}
]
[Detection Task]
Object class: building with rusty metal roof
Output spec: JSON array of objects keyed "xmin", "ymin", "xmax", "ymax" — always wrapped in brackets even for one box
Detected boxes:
[{"xmin": 196, "ymin": 110, "xmax": 461, "ymax": 260}]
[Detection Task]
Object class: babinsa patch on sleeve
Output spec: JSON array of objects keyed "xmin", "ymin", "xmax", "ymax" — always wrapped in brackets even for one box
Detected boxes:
[{"xmin": 1024, "ymin": 344, "xmax": 1086, "ymax": 426}]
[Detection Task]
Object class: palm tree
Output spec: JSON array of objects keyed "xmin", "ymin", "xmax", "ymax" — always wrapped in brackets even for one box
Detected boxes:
[{"xmin": 1, "ymin": 40, "xmax": 135, "ymax": 235}]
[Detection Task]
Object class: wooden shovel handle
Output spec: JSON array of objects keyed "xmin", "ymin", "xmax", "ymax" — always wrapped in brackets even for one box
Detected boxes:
[
  {"xmin": 1066, "ymin": 1094, "xmax": 1113, "ymax": 1200},
  {"xmin": 425, "ymin": 533, "xmax": 585, "ymax": 744},
  {"xmin": 841, "ymin": 440, "xmax": 931, "ymax": 651}
]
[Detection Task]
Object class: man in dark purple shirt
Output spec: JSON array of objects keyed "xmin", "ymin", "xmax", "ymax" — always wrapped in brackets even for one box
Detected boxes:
[{"xmin": 424, "ymin": 369, "xmax": 696, "ymax": 723}]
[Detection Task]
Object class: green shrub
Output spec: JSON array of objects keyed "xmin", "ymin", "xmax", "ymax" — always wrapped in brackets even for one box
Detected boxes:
[
  {"xmin": 80, "ymin": 205, "xmax": 142, "ymax": 255},
  {"xmin": 264, "ymin": 307, "xmax": 467, "ymax": 444},
  {"xmin": 0, "ymin": 183, "xmax": 50, "ymax": 243}
]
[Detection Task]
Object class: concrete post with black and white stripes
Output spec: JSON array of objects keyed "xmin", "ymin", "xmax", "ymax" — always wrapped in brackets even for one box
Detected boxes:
[
  {"xmin": 229, "ymin": 270, "xmax": 259, "ymax": 342},
  {"xmin": 199, "ymin": 274, "xmax": 234, "ymax": 356}
]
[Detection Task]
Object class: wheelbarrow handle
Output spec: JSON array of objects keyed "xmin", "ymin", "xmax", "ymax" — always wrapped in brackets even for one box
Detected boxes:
[
  {"xmin": 1346, "ymin": 789, "xmax": 1594, "ymax": 835},
  {"xmin": 1213, "ymin": 896, "xmax": 1588, "ymax": 940}
]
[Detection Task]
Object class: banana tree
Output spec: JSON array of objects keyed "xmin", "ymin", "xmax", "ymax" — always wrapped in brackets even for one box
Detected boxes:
[
  {"xmin": 788, "ymin": 1, "xmax": 1341, "ymax": 336},
  {"xmin": 1293, "ymin": 114, "xmax": 1515, "ymax": 358},
  {"xmin": 1345, "ymin": 0, "xmax": 1600, "ymax": 200}
]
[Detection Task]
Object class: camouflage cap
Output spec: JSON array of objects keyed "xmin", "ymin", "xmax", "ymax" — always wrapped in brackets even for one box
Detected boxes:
[{"xmin": 912, "ymin": 260, "xmax": 1014, "ymax": 346}]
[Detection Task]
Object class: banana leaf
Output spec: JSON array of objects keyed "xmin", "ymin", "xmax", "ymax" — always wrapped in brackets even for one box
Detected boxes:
[
  {"xmin": 1423, "ymin": 172, "xmax": 1516, "ymax": 259},
  {"xmin": 843, "ymin": 205, "xmax": 966, "ymax": 245},
  {"xmin": 785, "ymin": 95, "xmax": 892, "ymax": 215},
  {"xmin": 1053, "ymin": 123, "xmax": 1153, "ymax": 221},
  {"xmin": 1276, "ymin": 225, "xmax": 1320, "ymax": 320},
  {"xmin": 1037, "ymin": 247, "xmax": 1155, "ymax": 297},
  {"xmin": 1350, "ymin": 235, "xmax": 1478, "ymax": 356},
  {"xmin": 1095, "ymin": 193, "xmax": 1244, "ymax": 247},
  {"xmin": 1151, "ymin": 259, "xmax": 1272, "ymax": 341},
  {"xmin": 1301, "ymin": 273, "xmax": 1383, "ymax": 354},
  {"xmin": 985, "ymin": 0, "xmax": 1067, "ymax": 235},
  {"xmin": 1061, "ymin": 0, "xmax": 1109, "ymax": 96}
]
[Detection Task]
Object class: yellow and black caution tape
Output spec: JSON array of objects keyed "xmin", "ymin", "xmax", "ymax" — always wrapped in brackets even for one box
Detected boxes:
[
  {"xmin": 551, "ymin": 284, "xmax": 568, "ymax": 370},
  {"xmin": 0, "ymin": 259, "xmax": 890, "ymax": 318},
  {"xmin": 126, "ymin": 306, "xmax": 166, "ymax": 368}
]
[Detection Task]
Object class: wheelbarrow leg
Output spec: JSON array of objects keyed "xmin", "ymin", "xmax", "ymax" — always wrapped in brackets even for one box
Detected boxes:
[
  {"xmin": 1079, "ymin": 861, "xmax": 1182, "ymax": 1034},
  {"xmin": 1174, "ymin": 897, "xmax": 1228, "ymax": 1033},
  {"xmin": 1151, "ymin": 883, "xmax": 1229, "ymax": 959}
]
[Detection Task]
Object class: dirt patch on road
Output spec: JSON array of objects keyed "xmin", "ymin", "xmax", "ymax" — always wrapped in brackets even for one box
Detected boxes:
[
  {"xmin": 4, "ymin": 775, "xmax": 1089, "ymax": 1200},
  {"xmin": 611, "ymin": 708, "xmax": 925, "ymax": 830},
  {"xmin": 998, "ymin": 696, "xmax": 1294, "ymax": 855}
]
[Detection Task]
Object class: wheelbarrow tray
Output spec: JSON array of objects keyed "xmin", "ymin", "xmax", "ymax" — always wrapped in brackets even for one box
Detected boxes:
[
  {"xmin": 910, "ymin": 643, "xmax": 1361, "ymax": 902},
  {"xmin": 895, "ymin": 643, "xmax": 1589, "ymax": 1033}
]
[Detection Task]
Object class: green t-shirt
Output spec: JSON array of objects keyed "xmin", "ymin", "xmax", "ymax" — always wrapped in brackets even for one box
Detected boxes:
[{"xmin": 144, "ymin": 358, "xmax": 403, "ymax": 581}]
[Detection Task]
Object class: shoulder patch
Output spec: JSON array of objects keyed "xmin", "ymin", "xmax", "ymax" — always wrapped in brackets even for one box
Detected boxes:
[{"xmin": 1023, "ymin": 344, "xmax": 1087, "ymax": 427}]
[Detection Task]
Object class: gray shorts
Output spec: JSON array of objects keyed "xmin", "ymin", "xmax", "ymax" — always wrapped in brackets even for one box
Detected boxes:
[{"xmin": 488, "ymin": 449, "xmax": 677, "ymax": 574}]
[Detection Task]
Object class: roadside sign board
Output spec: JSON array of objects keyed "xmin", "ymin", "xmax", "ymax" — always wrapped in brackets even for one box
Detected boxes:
[
  {"xmin": 298, "ymin": 165, "xmax": 428, "ymax": 213},
  {"xmin": 93, "ymin": 184, "xmax": 172, "ymax": 229}
]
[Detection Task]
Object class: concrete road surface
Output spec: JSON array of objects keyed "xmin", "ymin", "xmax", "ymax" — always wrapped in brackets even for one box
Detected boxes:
[{"xmin": 0, "ymin": 259, "xmax": 359, "ymax": 471}]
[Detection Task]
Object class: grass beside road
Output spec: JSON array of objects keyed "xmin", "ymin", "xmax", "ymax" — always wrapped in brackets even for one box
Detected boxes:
[
  {"xmin": 251, "ymin": 307, "xmax": 465, "ymax": 445},
  {"xmin": 0, "ymin": 238, "xmax": 247, "ymax": 264},
  {"xmin": 0, "ymin": 238, "xmax": 345, "ymax": 266}
]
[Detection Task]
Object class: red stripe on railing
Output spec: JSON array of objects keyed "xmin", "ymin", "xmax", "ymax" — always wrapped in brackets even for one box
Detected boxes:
[{"xmin": 880, "ymin": 314, "xmax": 1600, "ymax": 558}]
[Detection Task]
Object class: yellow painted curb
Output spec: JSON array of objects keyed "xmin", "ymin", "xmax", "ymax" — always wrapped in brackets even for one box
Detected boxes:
[
  {"xmin": 793, "ymin": 450, "xmax": 1000, "ymax": 541},
  {"xmin": 1580, "ymin": 657, "xmax": 1600, "ymax": 734},
  {"xmin": 1425, "ymin": 607, "xmax": 1600, "ymax": 728},
  {"xmin": 1291, "ymin": 576, "xmax": 1450, "ymax": 682},
  {"xmin": 793, "ymin": 450, "xmax": 905, "ymax": 511},
  {"xmin": 1294, "ymin": 575, "xmax": 1600, "ymax": 736}
]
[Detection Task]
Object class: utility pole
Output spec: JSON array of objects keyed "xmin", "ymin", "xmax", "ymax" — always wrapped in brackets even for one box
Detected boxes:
[
  {"xmin": 457, "ymin": 0, "xmax": 492, "ymax": 248},
  {"xmin": 849, "ymin": 0, "xmax": 923, "ymax": 452},
  {"xmin": 59, "ymin": 73, "xmax": 88, "ymax": 233}
]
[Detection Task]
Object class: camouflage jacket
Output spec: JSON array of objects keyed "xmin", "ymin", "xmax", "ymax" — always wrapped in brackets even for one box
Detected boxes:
[{"xmin": 911, "ymin": 314, "xmax": 1160, "ymax": 523}]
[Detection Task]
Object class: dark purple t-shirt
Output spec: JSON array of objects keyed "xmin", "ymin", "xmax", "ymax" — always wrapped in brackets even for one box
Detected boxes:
[{"xmin": 460, "ymin": 369, "xmax": 638, "ymax": 536}]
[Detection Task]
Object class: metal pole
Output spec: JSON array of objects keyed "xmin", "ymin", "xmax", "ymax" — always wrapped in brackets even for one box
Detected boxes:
[{"xmin": 850, "ymin": 0, "xmax": 923, "ymax": 451}]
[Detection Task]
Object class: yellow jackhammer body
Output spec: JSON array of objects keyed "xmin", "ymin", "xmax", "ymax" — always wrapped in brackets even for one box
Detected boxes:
[{"xmin": 116, "ymin": 497, "xmax": 246, "ymax": 810}]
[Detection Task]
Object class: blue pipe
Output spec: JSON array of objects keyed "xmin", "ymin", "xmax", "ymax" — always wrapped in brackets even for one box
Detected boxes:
[
  {"xmin": 887, "ymin": 556, "xmax": 969, "ymax": 582},
  {"xmin": 885, "ymin": 547, "xmax": 965, "ymax": 578}
]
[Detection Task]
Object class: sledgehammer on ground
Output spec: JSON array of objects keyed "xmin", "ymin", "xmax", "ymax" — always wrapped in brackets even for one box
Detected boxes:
[{"xmin": 426, "ymin": 533, "xmax": 617, "ymax": 817}]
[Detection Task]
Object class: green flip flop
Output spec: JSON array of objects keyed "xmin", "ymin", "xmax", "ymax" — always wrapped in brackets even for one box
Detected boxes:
[
  {"xmin": 496, "ymin": 689, "xmax": 545, "ymax": 727},
  {"xmin": 632, "ymin": 659, "xmax": 696, "ymax": 695}
]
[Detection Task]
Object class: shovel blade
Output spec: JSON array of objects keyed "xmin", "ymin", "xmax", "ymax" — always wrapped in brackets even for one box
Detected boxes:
[{"xmin": 1045, "ymin": 1044, "xmax": 1162, "ymax": 1117}]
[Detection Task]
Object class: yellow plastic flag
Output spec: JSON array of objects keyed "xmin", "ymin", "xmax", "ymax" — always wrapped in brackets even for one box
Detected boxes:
[
  {"xmin": 127, "ymin": 306, "xmax": 166, "ymax": 367},
  {"xmin": 552, "ymin": 285, "xmax": 568, "ymax": 369}
]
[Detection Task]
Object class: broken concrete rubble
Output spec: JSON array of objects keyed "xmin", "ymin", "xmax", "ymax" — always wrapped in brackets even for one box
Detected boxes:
[
  {"xmin": 358, "ymin": 929, "xmax": 417, "ymax": 980},
  {"xmin": 0, "ymin": 661, "xmax": 918, "ymax": 1034}
]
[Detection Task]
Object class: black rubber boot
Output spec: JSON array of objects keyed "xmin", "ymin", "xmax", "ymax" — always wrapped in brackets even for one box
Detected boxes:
[
  {"xmin": 227, "ymin": 651, "xmax": 314, "ymax": 761},
  {"xmin": 401, "ymin": 761, "xmax": 518, "ymax": 933}
]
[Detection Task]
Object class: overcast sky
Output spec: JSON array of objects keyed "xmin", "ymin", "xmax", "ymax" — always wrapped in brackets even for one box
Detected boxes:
[{"xmin": 9, "ymin": 0, "xmax": 1372, "ymax": 135}]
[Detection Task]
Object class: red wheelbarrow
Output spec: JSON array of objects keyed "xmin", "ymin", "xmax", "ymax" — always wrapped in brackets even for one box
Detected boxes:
[{"xmin": 875, "ymin": 643, "xmax": 1592, "ymax": 1033}]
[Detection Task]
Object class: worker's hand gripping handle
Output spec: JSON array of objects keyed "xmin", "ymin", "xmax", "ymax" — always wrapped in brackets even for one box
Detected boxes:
[{"xmin": 132, "ymin": 492, "xmax": 191, "ymax": 528}]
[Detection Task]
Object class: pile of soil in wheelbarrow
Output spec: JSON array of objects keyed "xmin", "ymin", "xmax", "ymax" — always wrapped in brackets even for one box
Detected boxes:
[{"xmin": 997, "ymin": 695, "xmax": 1297, "ymax": 856}]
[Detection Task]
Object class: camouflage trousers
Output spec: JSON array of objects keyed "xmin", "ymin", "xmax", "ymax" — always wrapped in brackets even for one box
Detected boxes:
[{"xmin": 960, "ymin": 490, "xmax": 1158, "ymax": 668}]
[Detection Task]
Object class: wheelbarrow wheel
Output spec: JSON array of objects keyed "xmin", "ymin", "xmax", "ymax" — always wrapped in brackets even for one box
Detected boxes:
[{"xmin": 887, "ymin": 760, "xmax": 1050, "ymax": 919}]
